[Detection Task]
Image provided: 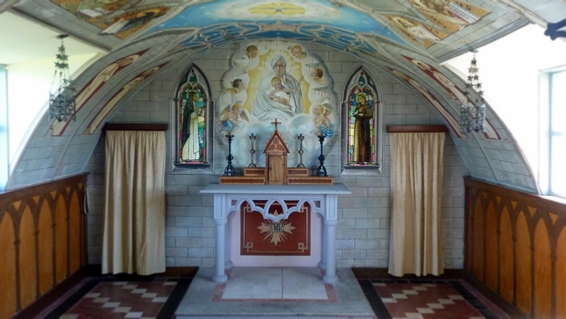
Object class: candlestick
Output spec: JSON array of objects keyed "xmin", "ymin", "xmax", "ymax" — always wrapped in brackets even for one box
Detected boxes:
[
  {"xmin": 248, "ymin": 133, "xmax": 257, "ymax": 168},
  {"xmin": 223, "ymin": 133, "xmax": 235, "ymax": 176},
  {"xmin": 316, "ymin": 134, "xmax": 327, "ymax": 176},
  {"xmin": 296, "ymin": 134, "xmax": 305, "ymax": 168}
]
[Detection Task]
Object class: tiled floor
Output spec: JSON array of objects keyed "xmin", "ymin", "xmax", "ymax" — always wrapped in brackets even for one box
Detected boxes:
[
  {"xmin": 358, "ymin": 279, "xmax": 511, "ymax": 319},
  {"xmin": 39, "ymin": 276, "xmax": 191, "ymax": 319},
  {"xmin": 34, "ymin": 268, "xmax": 511, "ymax": 319}
]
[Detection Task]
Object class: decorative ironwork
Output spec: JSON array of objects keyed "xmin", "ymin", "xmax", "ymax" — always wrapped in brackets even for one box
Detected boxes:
[
  {"xmin": 296, "ymin": 133, "xmax": 305, "ymax": 168},
  {"xmin": 49, "ymin": 34, "xmax": 76, "ymax": 122},
  {"xmin": 223, "ymin": 133, "xmax": 235, "ymax": 176},
  {"xmin": 248, "ymin": 133, "xmax": 257, "ymax": 168},
  {"xmin": 316, "ymin": 134, "xmax": 327, "ymax": 176},
  {"xmin": 460, "ymin": 50, "xmax": 486, "ymax": 134}
]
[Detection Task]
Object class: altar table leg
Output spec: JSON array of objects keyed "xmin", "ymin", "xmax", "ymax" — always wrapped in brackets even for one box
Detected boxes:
[
  {"xmin": 213, "ymin": 218, "xmax": 228, "ymax": 283},
  {"xmin": 318, "ymin": 217, "xmax": 327, "ymax": 270},
  {"xmin": 225, "ymin": 219, "xmax": 233, "ymax": 269},
  {"xmin": 322, "ymin": 219, "xmax": 338, "ymax": 284}
]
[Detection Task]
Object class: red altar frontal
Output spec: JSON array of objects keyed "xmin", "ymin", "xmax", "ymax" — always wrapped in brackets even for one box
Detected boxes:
[
  {"xmin": 227, "ymin": 199, "xmax": 323, "ymax": 268},
  {"xmin": 240, "ymin": 200, "xmax": 311, "ymax": 256}
]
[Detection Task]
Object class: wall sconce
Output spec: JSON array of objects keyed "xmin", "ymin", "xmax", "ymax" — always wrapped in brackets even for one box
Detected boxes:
[
  {"xmin": 49, "ymin": 34, "xmax": 76, "ymax": 122},
  {"xmin": 460, "ymin": 50, "xmax": 486, "ymax": 134}
]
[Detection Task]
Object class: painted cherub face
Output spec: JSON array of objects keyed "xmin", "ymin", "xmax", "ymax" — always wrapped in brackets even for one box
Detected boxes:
[
  {"xmin": 292, "ymin": 46, "xmax": 303, "ymax": 57},
  {"xmin": 246, "ymin": 45, "xmax": 258, "ymax": 58},
  {"xmin": 232, "ymin": 104, "xmax": 243, "ymax": 114}
]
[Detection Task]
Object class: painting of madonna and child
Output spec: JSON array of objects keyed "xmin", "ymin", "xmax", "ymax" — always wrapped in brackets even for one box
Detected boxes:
[{"xmin": 216, "ymin": 41, "xmax": 337, "ymax": 169}]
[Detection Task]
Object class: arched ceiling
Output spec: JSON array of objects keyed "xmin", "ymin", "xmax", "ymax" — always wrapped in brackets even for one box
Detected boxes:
[
  {"xmin": 7, "ymin": 1, "xmax": 562, "ymax": 125},
  {"xmin": 4, "ymin": 0, "xmax": 565, "ymax": 191}
]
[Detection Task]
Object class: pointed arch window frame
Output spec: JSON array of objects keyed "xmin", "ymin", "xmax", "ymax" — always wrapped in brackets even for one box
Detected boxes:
[
  {"xmin": 173, "ymin": 64, "xmax": 214, "ymax": 171},
  {"xmin": 341, "ymin": 66, "xmax": 383, "ymax": 175}
]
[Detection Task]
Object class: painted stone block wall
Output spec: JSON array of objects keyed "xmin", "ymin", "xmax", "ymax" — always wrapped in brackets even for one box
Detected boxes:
[{"xmin": 84, "ymin": 43, "xmax": 467, "ymax": 269}]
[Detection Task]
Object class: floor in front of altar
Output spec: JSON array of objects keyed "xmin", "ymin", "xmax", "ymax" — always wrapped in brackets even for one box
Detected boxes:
[
  {"xmin": 175, "ymin": 267, "xmax": 376, "ymax": 319},
  {"xmin": 32, "ymin": 266, "xmax": 512, "ymax": 319}
]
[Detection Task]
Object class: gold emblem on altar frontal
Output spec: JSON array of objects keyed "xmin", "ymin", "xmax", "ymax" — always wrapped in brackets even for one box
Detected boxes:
[{"xmin": 257, "ymin": 218, "xmax": 296, "ymax": 247}]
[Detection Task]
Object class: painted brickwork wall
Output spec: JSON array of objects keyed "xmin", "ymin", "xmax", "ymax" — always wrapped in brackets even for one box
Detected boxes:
[{"xmin": 84, "ymin": 43, "xmax": 467, "ymax": 269}]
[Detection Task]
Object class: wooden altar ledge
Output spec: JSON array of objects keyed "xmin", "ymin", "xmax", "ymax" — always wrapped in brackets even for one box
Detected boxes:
[{"xmin": 200, "ymin": 183, "xmax": 351, "ymax": 284}]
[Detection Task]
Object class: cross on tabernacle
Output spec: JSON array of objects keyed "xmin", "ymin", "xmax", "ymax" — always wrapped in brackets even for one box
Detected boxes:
[{"xmin": 271, "ymin": 119, "xmax": 281, "ymax": 131}]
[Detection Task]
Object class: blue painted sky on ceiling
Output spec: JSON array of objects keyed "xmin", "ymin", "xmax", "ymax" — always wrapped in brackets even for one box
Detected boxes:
[
  {"xmin": 175, "ymin": 22, "xmax": 378, "ymax": 57},
  {"xmin": 148, "ymin": 0, "xmax": 405, "ymax": 45}
]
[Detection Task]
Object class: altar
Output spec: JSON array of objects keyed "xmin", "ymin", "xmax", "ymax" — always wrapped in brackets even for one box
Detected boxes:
[{"xmin": 200, "ymin": 183, "xmax": 350, "ymax": 284}]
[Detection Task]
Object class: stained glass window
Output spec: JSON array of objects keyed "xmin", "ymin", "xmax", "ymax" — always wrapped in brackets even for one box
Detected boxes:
[
  {"xmin": 345, "ymin": 68, "xmax": 378, "ymax": 166},
  {"xmin": 176, "ymin": 66, "xmax": 210, "ymax": 164}
]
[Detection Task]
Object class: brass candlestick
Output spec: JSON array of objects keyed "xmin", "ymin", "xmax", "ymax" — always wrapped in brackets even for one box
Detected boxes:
[{"xmin": 296, "ymin": 133, "xmax": 305, "ymax": 168}]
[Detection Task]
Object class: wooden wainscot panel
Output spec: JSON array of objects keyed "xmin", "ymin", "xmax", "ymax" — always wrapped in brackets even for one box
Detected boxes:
[
  {"xmin": 556, "ymin": 225, "xmax": 566, "ymax": 318},
  {"xmin": 499, "ymin": 204, "xmax": 514, "ymax": 303},
  {"xmin": 464, "ymin": 177, "xmax": 566, "ymax": 319},
  {"xmin": 55, "ymin": 194, "xmax": 68, "ymax": 284},
  {"xmin": 515, "ymin": 210, "xmax": 532, "ymax": 315},
  {"xmin": 534, "ymin": 219, "xmax": 552, "ymax": 319},
  {"xmin": 18, "ymin": 206, "xmax": 37, "ymax": 310},
  {"xmin": 38, "ymin": 200, "xmax": 53, "ymax": 296},
  {"xmin": 0, "ymin": 174, "xmax": 87, "ymax": 318},
  {"xmin": 485, "ymin": 199, "xmax": 498, "ymax": 292},
  {"xmin": 0, "ymin": 212, "xmax": 17, "ymax": 319}
]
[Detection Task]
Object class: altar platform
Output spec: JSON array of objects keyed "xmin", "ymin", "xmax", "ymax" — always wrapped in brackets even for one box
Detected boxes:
[{"xmin": 174, "ymin": 267, "xmax": 376, "ymax": 318}]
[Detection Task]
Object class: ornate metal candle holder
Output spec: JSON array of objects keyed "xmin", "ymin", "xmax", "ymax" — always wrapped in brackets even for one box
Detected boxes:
[
  {"xmin": 296, "ymin": 133, "xmax": 305, "ymax": 168},
  {"xmin": 316, "ymin": 134, "xmax": 327, "ymax": 176},
  {"xmin": 248, "ymin": 133, "xmax": 257, "ymax": 168},
  {"xmin": 223, "ymin": 133, "xmax": 235, "ymax": 176}
]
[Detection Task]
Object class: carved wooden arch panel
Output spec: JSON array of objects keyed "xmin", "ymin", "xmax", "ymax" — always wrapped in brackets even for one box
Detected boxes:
[
  {"xmin": 0, "ymin": 174, "xmax": 87, "ymax": 317},
  {"xmin": 464, "ymin": 177, "xmax": 566, "ymax": 318}
]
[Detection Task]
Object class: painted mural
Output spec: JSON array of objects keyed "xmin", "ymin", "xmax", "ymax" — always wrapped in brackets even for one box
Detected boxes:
[
  {"xmin": 408, "ymin": 0, "xmax": 489, "ymax": 33},
  {"xmin": 150, "ymin": 0, "xmax": 400, "ymax": 39},
  {"xmin": 50, "ymin": 0, "xmax": 170, "ymax": 39},
  {"xmin": 403, "ymin": 55, "xmax": 500, "ymax": 139},
  {"xmin": 84, "ymin": 62, "xmax": 169, "ymax": 135},
  {"xmin": 389, "ymin": 68, "xmax": 463, "ymax": 138},
  {"xmin": 50, "ymin": 49, "xmax": 148, "ymax": 136},
  {"xmin": 216, "ymin": 41, "xmax": 336, "ymax": 168},
  {"xmin": 385, "ymin": 15, "xmax": 449, "ymax": 48}
]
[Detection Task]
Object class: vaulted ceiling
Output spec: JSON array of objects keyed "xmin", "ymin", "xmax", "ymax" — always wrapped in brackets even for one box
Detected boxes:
[{"xmin": 3, "ymin": 0, "xmax": 565, "ymax": 191}]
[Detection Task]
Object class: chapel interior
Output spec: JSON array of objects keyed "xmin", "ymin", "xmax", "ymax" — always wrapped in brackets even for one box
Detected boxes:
[{"xmin": 0, "ymin": 0, "xmax": 565, "ymax": 318}]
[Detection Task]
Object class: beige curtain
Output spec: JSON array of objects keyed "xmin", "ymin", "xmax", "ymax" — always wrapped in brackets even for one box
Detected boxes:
[
  {"xmin": 388, "ymin": 132, "xmax": 445, "ymax": 277},
  {"xmin": 102, "ymin": 130, "xmax": 166, "ymax": 275}
]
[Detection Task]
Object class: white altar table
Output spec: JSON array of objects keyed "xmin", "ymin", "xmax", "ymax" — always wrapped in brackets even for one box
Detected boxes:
[{"xmin": 200, "ymin": 183, "xmax": 351, "ymax": 284}]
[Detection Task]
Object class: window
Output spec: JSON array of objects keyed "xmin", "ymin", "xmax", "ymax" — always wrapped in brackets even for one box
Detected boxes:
[
  {"xmin": 343, "ymin": 67, "xmax": 381, "ymax": 171},
  {"xmin": 174, "ymin": 65, "xmax": 212, "ymax": 166},
  {"xmin": 548, "ymin": 69, "xmax": 566, "ymax": 198}
]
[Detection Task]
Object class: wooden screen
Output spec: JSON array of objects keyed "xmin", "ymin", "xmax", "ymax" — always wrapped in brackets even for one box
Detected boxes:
[
  {"xmin": 0, "ymin": 174, "xmax": 87, "ymax": 318},
  {"xmin": 464, "ymin": 177, "xmax": 566, "ymax": 319}
]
